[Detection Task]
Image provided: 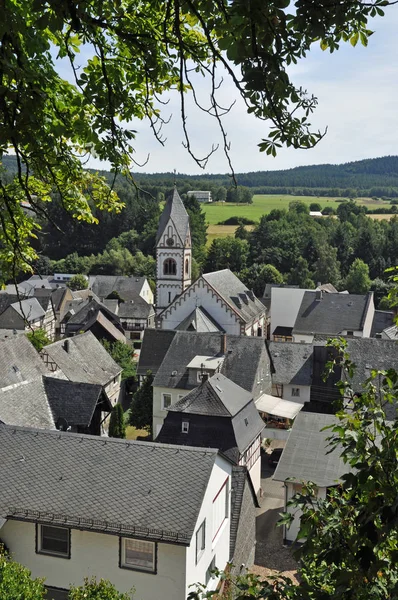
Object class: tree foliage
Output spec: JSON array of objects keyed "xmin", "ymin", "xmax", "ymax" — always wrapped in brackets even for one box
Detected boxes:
[
  {"xmin": 26, "ymin": 328, "xmax": 51, "ymax": 352},
  {"xmin": 101, "ymin": 340, "xmax": 136, "ymax": 381},
  {"xmin": 205, "ymin": 237, "xmax": 249, "ymax": 273},
  {"xmin": 0, "ymin": 0, "xmax": 394, "ymax": 282},
  {"xmin": 0, "ymin": 545, "xmax": 46, "ymax": 600},
  {"xmin": 69, "ymin": 577, "xmax": 134, "ymax": 600},
  {"xmin": 67, "ymin": 274, "xmax": 88, "ymax": 291},
  {"xmin": 108, "ymin": 403, "xmax": 126, "ymax": 439},
  {"xmin": 344, "ymin": 258, "xmax": 372, "ymax": 294},
  {"xmin": 130, "ymin": 371, "xmax": 153, "ymax": 434}
]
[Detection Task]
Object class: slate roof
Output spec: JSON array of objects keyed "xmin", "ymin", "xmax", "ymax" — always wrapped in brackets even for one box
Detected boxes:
[
  {"xmin": 269, "ymin": 342, "xmax": 313, "ymax": 386},
  {"xmin": 176, "ymin": 306, "xmax": 224, "ymax": 333},
  {"xmin": 117, "ymin": 296, "xmax": 154, "ymax": 320},
  {"xmin": 33, "ymin": 288, "xmax": 54, "ymax": 311},
  {"xmin": 293, "ymin": 291, "xmax": 372, "ymax": 336},
  {"xmin": 66, "ymin": 298, "xmax": 118, "ymax": 327},
  {"xmin": 345, "ymin": 338, "xmax": 398, "ymax": 395},
  {"xmin": 10, "ymin": 298, "xmax": 45, "ymax": 322},
  {"xmin": 371, "ymin": 310, "xmax": 395, "ymax": 337},
  {"xmin": 0, "ymin": 379, "xmax": 55, "ymax": 429},
  {"xmin": 168, "ymin": 373, "xmax": 252, "ymax": 417},
  {"xmin": 0, "ymin": 425, "xmax": 220, "ymax": 544},
  {"xmin": 89, "ymin": 275, "xmax": 147, "ymax": 302},
  {"xmin": 152, "ymin": 331, "xmax": 269, "ymax": 394},
  {"xmin": 137, "ymin": 329, "xmax": 177, "ymax": 376},
  {"xmin": 0, "ymin": 335, "xmax": 48, "ymax": 389},
  {"xmin": 156, "ymin": 187, "xmax": 190, "ymax": 244},
  {"xmin": 43, "ymin": 331, "xmax": 121, "ymax": 385},
  {"xmin": 43, "ymin": 377, "xmax": 110, "ymax": 428},
  {"xmin": 383, "ymin": 325, "xmax": 398, "ymax": 340},
  {"xmin": 203, "ymin": 270, "xmax": 265, "ymax": 324},
  {"xmin": 51, "ymin": 287, "xmax": 69, "ymax": 312},
  {"xmin": 273, "ymin": 412, "xmax": 347, "ymax": 487}
]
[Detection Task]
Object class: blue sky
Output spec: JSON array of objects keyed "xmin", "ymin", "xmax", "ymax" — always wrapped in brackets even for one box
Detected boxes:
[{"xmin": 67, "ymin": 7, "xmax": 398, "ymax": 175}]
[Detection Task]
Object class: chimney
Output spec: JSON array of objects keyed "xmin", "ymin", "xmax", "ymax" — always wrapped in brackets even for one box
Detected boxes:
[
  {"xmin": 315, "ymin": 290, "xmax": 323, "ymax": 301},
  {"xmin": 63, "ymin": 339, "xmax": 70, "ymax": 353},
  {"xmin": 220, "ymin": 333, "xmax": 227, "ymax": 355}
]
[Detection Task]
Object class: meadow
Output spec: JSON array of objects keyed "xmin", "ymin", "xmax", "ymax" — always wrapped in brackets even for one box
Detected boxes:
[{"xmin": 202, "ymin": 194, "xmax": 390, "ymax": 226}]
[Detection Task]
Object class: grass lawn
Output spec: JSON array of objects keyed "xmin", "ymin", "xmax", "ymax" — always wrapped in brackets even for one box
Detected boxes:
[
  {"xmin": 125, "ymin": 425, "xmax": 149, "ymax": 440},
  {"xmin": 202, "ymin": 194, "xmax": 391, "ymax": 226}
]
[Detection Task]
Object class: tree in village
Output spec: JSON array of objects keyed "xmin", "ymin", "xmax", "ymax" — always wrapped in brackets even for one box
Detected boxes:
[
  {"xmin": 313, "ymin": 244, "xmax": 341, "ymax": 288},
  {"xmin": 0, "ymin": 544, "xmax": 46, "ymax": 600},
  {"xmin": 101, "ymin": 340, "xmax": 136, "ymax": 381},
  {"xmin": 205, "ymin": 237, "xmax": 250, "ymax": 273},
  {"xmin": 287, "ymin": 256, "xmax": 315, "ymax": 289},
  {"xmin": 0, "ymin": 0, "xmax": 395, "ymax": 282},
  {"xmin": 344, "ymin": 258, "xmax": 372, "ymax": 294},
  {"xmin": 108, "ymin": 403, "xmax": 126, "ymax": 439},
  {"xmin": 130, "ymin": 371, "xmax": 153, "ymax": 434},
  {"xmin": 26, "ymin": 328, "xmax": 51, "ymax": 352},
  {"xmin": 67, "ymin": 273, "xmax": 88, "ymax": 291},
  {"xmin": 189, "ymin": 338, "xmax": 398, "ymax": 600},
  {"xmin": 69, "ymin": 577, "xmax": 134, "ymax": 600}
]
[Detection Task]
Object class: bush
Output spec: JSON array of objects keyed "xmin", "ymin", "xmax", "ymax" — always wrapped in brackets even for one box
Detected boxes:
[{"xmin": 217, "ymin": 216, "xmax": 256, "ymax": 225}]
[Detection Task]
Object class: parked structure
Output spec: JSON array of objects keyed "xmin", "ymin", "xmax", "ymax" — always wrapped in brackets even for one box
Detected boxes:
[{"xmin": 157, "ymin": 373, "xmax": 264, "ymax": 494}]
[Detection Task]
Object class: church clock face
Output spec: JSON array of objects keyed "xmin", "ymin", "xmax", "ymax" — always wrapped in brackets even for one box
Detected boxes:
[{"xmin": 166, "ymin": 237, "xmax": 175, "ymax": 247}]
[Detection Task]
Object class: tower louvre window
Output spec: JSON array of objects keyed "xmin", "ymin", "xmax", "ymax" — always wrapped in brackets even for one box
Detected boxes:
[{"xmin": 163, "ymin": 258, "xmax": 177, "ymax": 275}]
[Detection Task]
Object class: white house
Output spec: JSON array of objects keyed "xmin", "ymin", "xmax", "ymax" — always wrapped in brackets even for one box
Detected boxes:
[
  {"xmin": 269, "ymin": 287, "xmax": 310, "ymax": 341},
  {"xmin": 187, "ymin": 190, "xmax": 212, "ymax": 203},
  {"xmin": 273, "ymin": 412, "xmax": 347, "ymax": 543},
  {"xmin": 0, "ymin": 425, "xmax": 236, "ymax": 600}
]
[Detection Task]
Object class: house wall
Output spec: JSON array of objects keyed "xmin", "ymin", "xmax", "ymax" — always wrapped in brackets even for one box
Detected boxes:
[
  {"xmin": 184, "ymin": 455, "xmax": 232, "ymax": 597},
  {"xmin": 104, "ymin": 373, "xmax": 123, "ymax": 407},
  {"xmin": 160, "ymin": 278, "xmax": 241, "ymax": 335},
  {"xmin": 251, "ymin": 349, "xmax": 272, "ymax": 400},
  {"xmin": 1, "ymin": 520, "xmax": 186, "ymax": 600},
  {"xmin": 43, "ymin": 307, "xmax": 56, "ymax": 341},
  {"xmin": 239, "ymin": 436, "xmax": 261, "ymax": 495},
  {"xmin": 153, "ymin": 386, "xmax": 189, "ymax": 436},
  {"xmin": 282, "ymin": 383, "xmax": 311, "ymax": 404},
  {"xmin": 244, "ymin": 314, "xmax": 267, "ymax": 338},
  {"xmin": 362, "ymin": 293, "xmax": 375, "ymax": 338},
  {"xmin": 292, "ymin": 333, "xmax": 314, "ymax": 344},
  {"xmin": 284, "ymin": 482, "xmax": 327, "ymax": 543},
  {"xmin": 270, "ymin": 288, "xmax": 308, "ymax": 337},
  {"xmin": 140, "ymin": 279, "xmax": 154, "ymax": 305}
]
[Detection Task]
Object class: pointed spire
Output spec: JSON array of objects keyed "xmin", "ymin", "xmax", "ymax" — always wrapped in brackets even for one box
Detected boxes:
[{"xmin": 156, "ymin": 187, "xmax": 190, "ymax": 244}]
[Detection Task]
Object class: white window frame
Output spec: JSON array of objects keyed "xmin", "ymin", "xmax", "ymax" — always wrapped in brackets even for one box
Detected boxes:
[
  {"xmin": 195, "ymin": 519, "xmax": 206, "ymax": 564},
  {"xmin": 182, "ymin": 421, "xmax": 189, "ymax": 433},
  {"xmin": 212, "ymin": 477, "xmax": 229, "ymax": 542},
  {"xmin": 291, "ymin": 388, "xmax": 300, "ymax": 397},
  {"xmin": 120, "ymin": 537, "xmax": 156, "ymax": 573},
  {"xmin": 37, "ymin": 524, "xmax": 70, "ymax": 558},
  {"xmin": 162, "ymin": 393, "xmax": 172, "ymax": 410}
]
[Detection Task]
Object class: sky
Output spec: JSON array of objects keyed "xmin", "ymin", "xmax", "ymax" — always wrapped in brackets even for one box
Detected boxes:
[{"xmin": 61, "ymin": 6, "xmax": 398, "ymax": 176}]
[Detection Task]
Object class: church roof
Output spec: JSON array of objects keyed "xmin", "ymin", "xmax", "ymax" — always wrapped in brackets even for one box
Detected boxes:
[
  {"xmin": 175, "ymin": 306, "xmax": 224, "ymax": 333},
  {"xmin": 156, "ymin": 187, "xmax": 190, "ymax": 244},
  {"xmin": 203, "ymin": 270, "xmax": 266, "ymax": 324}
]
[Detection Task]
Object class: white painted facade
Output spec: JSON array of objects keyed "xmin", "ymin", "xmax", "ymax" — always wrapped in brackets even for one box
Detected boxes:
[
  {"xmin": 139, "ymin": 279, "xmax": 154, "ymax": 305},
  {"xmin": 1, "ymin": 455, "xmax": 231, "ymax": 600},
  {"xmin": 272, "ymin": 382, "xmax": 311, "ymax": 404},
  {"xmin": 160, "ymin": 277, "xmax": 241, "ymax": 334},
  {"xmin": 283, "ymin": 482, "xmax": 327, "ymax": 543},
  {"xmin": 270, "ymin": 288, "xmax": 309, "ymax": 338},
  {"xmin": 156, "ymin": 222, "xmax": 192, "ymax": 314},
  {"xmin": 153, "ymin": 385, "xmax": 189, "ymax": 436},
  {"xmin": 238, "ymin": 435, "xmax": 261, "ymax": 495}
]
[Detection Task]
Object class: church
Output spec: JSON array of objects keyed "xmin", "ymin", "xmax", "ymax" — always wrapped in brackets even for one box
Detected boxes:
[{"xmin": 156, "ymin": 188, "xmax": 266, "ymax": 336}]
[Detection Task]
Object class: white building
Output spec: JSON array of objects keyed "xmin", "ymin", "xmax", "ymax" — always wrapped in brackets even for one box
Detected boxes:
[
  {"xmin": 187, "ymin": 190, "xmax": 212, "ymax": 203},
  {"xmin": 0, "ymin": 425, "xmax": 236, "ymax": 600}
]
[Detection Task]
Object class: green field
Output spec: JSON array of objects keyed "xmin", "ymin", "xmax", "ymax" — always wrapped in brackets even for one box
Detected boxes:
[{"xmin": 202, "ymin": 194, "xmax": 390, "ymax": 226}]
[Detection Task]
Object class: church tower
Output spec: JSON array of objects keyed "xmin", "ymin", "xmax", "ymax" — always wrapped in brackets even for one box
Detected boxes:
[{"xmin": 156, "ymin": 187, "xmax": 191, "ymax": 314}]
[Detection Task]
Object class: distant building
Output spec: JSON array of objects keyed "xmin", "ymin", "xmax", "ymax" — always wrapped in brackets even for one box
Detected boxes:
[{"xmin": 187, "ymin": 190, "xmax": 212, "ymax": 203}]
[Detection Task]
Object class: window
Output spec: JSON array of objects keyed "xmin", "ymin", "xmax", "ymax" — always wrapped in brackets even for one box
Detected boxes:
[
  {"xmin": 182, "ymin": 421, "xmax": 189, "ymax": 433},
  {"xmin": 163, "ymin": 258, "xmax": 176, "ymax": 276},
  {"xmin": 120, "ymin": 538, "xmax": 156, "ymax": 573},
  {"xmin": 197, "ymin": 370, "xmax": 209, "ymax": 383},
  {"xmin": 185, "ymin": 258, "xmax": 189, "ymax": 274},
  {"xmin": 205, "ymin": 556, "xmax": 216, "ymax": 585},
  {"xmin": 291, "ymin": 388, "xmax": 300, "ymax": 397},
  {"xmin": 162, "ymin": 393, "xmax": 172, "ymax": 409},
  {"xmin": 195, "ymin": 520, "xmax": 206, "ymax": 564},
  {"xmin": 212, "ymin": 478, "xmax": 229, "ymax": 541},
  {"xmin": 347, "ymin": 330, "xmax": 354, "ymax": 337},
  {"xmin": 37, "ymin": 525, "xmax": 70, "ymax": 558}
]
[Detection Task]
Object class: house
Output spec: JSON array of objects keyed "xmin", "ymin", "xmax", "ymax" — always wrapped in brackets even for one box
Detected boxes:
[
  {"xmin": 102, "ymin": 295, "xmax": 156, "ymax": 343},
  {"xmin": 41, "ymin": 331, "xmax": 123, "ymax": 406},
  {"xmin": 273, "ymin": 412, "xmax": 347, "ymax": 543},
  {"xmin": 137, "ymin": 329, "xmax": 177, "ymax": 384},
  {"xmin": 156, "ymin": 373, "xmax": 264, "ymax": 495},
  {"xmin": 292, "ymin": 290, "xmax": 375, "ymax": 343},
  {"xmin": 370, "ymin": 309, "xmax": 395, "ymax": 338},
  {"xmin": 0, "ymin": 424, "xmax": 238, "ymax": 600},
  {"xmin": 63, "ymin": 298, "xmax": 126, "ymax": 344},
  {"xmin": 269, "ymin": 286, "xmax": 309, "ymax": 341},
  {"xmin": 0, "ymin": 334, "xmax": 48, "ymax": 390},
  {"xmin": 32, "ymin": 288, "xmax": 56, "ymax": 340},
  {"xmin": 143, "ymin": 331, "xmax": 273, "ymax": 437},
  {"xmin": 51, "ymin": 286, "xmax": 74, "ymax": 336},
  {"xmin": 187, "ymin": 190, "xmax": 212, "ymax": 203},
  {"xmin": 88, "ymin": 275, "xmax": 154, "ymax": 306},
  {"xmin": 0, "ymin": 296, "xmax": 46, "ymax": 334},
  {"xmin": 159, "ymin": 269, "xmax": 267, "ymax": 336},
  {"xmin": 268, "ymin": 341, "xmax": 313, "ymax": 403}
]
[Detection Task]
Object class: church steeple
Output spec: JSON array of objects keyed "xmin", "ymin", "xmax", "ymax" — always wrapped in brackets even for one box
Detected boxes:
[{"xmin": 156, "ymin": 188, "xmax": 191, "ymax": 315}]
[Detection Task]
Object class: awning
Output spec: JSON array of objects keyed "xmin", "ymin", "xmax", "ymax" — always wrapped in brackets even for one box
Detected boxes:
[{"xmin": 255, "ymin": 394, "xmax": 303, "ymax": 420}]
